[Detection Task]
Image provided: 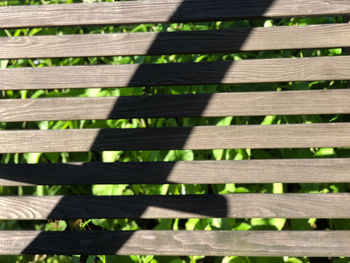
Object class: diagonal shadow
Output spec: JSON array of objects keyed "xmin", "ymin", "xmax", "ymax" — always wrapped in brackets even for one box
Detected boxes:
[{"xmin": 13, "ymin": 0, "xmax": 277, "ymax": 257}]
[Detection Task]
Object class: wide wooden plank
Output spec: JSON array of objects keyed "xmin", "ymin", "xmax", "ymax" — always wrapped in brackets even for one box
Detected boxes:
[
  {"xmin": 1, "ymin": 123, "xmax": 349, "ymax": 153},
  {"xmin": 1, "ymin": 158, "xmax": 350, "ymax": 186},
  {"xmin": 1, "ymin": 0, "xmax": 349, "ymax": 28},
  {"xmin": 18, "ymin": 89, "xmax": 350, "ymax": 121},
  {"xmin": 1, "ymin": 194, "xmax": 350, "ymax": 219},
  {"xmin": 2, "ymin": 230, "xmax": 350, "ymax": 256},
  {"xmin": 1, "ymin": 24, "xmax": 350, "ymax": 59},
  {"xmin": 1, "ymin": 56, "xmax": 349, "ymax": 90},
  {"xmin": 2, "ymin": 90, "xmax": 350, "ymax": 122}
]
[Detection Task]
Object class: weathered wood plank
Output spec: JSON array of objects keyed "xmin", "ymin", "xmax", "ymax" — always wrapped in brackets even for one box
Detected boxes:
[
  {"xmin": 1, "ymin": 56, "xmax": 349, "ymax": 90},
  {"xmin": 2, "ymin": 230, "xmax": 350, "ymax": 256},
  {"xmin": 1, "ymin": 194, "xmax": 350, "ymax": 219},
  {"xmin": 1, "ymin": 0, "xmax": 349, "ymax": 29},
  {"xmin": 1, "ymin": 158, "xmax": 350, "ymax": 186},
  {"xmin": 2, "ymin": 90, "xmax": 350, "ymax": 122},
  {"xmin": 1, "ymin": 123, "xmax": 349, "ymax": 153},
  {"xmin": 1, "ymin": 24, "xmax": 350, "ymax": 59}
]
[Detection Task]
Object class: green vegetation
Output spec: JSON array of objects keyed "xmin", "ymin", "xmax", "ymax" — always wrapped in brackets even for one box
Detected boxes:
[{"xmin": 0, "ymin": 0, "xmax": 349, "ymax": 263}]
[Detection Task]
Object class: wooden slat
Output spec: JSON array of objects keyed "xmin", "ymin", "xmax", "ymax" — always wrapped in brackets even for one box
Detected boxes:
[
  {"xmin": 1, "ymin": 90, "xmax": 350, "ymax": 122},
  {"xmin": 0, "ymin": 123, "xmax": 349, "ymax": 153},
  {"xmin": 2, "ymin": 230, "xmax": 350, "ymax": 256},
  {"xmin": 1, "ymin": 24, "xmax": 350, "ymax": 59},
  {"xmin": 1, "ymin": 158, "xmax": 350, "ymax": 186},
  {"xmin": 1, "ymin": 56, "xmax": 349, "ymax": 90},
  {"xmin": 1, "ymin": 194, "xmax": 350, "ymax": 219},
  {"xmin": 1, "ymin": 0, "xmax": 349, "ymax": 28}
]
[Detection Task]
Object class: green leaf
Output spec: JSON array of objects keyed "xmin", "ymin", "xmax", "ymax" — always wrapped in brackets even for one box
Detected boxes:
[
  {"xmin": 219, "ymin": 184, "xmax": 235, "ymax": 194},
  {"xmin": 268, "ymin": 218, "xmax": 286, "ymax": 231},
  {"xmin": 213, "ymin": 149, "xmax": 224, "ymax": 160},
  {"xmin": 261, "ymin": 115, "xmax": 276, "ymax": 125},
  {"xmin": 0, "ymin": 60, "xmax": 9, "ymax": 69},
  {"xmin": 264, "ymin": 20, "xmax": 274, "ymax": 27},
  {"xmin": 155, "ymin": 219, "xmax": 173, "ymax": 230},
  {"xmin": 87, "ymin": 256, "xmax": 97, "ymax": 263},
  {"xmin": 72, "ymin": 255, "xmax": 80, "ymax": 263},
  {"xmin": 92, "ymin": 184, "xmax": 128, "ymax": 195},
  {"xmin": 290, "ymin": 219, "xmax": 310, "ymax": 230},
  {"xmin": 102, "ymin": 151, "xmax": 122, "ymax": 162},
  {"xmin": 176, "ymin": 150, "xmax": 194, "ymax": 161},
  {"xmin": 234, "ymin": 187, "xmax": 249, "ymax": 193},
  {"xmin": 273, "ymin": 183, "xmax": 283, "ymax": 194},
  {"xmin": 328, "ymin": 48, "xmax": 342, "ymax": 55},
  {"xmin": 216, "ymin": 117, "xmax": 233, "ymax": 126},
  {"xmin": 24, "ymin": 153, "xmax": 41, "ymax": 164},
  {"xmin": 44, "ymin": 220, "xmax": 67, "ymax": 231},
  {"xmin": 285, "ymin": 257, "xmax": 303, "ymax": 263},
  {"xmin": 234, "ymin": 222, "xmax": 251, "ymax": 231},
  {"xmin": 314, "ymin": 148, "xmax": 336, "ymax": 157}
]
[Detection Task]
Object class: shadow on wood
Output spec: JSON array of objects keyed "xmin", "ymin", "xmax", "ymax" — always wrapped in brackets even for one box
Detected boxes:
[{"xmin": 1, "ymin": 0, "xmax": 300, "ymax": 257}]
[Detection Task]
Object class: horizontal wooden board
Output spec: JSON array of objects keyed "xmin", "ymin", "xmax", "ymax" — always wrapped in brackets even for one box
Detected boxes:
[
  {"xmin": 0, "ymin": 123, "xmax": 349, "ymax": 153},
  {"xmin": 1, "ymin": 24, "xmax": 350, "ymax": 59},
  {"xmin": 2, "ymin": 230, "xmax": 350, "ymax": 256},
  {"xmin": 1, "ymin": 158, "xmax": 350, "ymax": 186},
  {"xmin": 1, "ymin": 194, "xmax": 350, "ymax": 219},
  {"xmin": 1, "ymin": 56, "xmax": 349, "ymax": 90},
  {"xmin": 1, "ymin": 0, "xmax": 349, "ymax": 28},
  {"xmin": 2, "ymin": 89, "xmax": 350, "ymax": 122}
]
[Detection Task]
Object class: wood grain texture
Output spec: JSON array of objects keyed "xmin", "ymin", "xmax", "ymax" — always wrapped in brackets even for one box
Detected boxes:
[
  {"xmin": 1, "ymin": 158, "xmax": 350, "ymax": 186},
  {"xmin": 1, "ymin": 24, "xmax": 350, "ymax": 59},
  {"xmin": 1, "ymin": 0, "xmax": 350, "ymax": 28},
  {"xmin": 1, "ymin": 123, "xmax": 349, "ymax": 153},
  {"xmin": 3, "ymin": 230, "xmax": 350, "ymax": 256},
  {"xmin": 1, "ymin": 194, "xmax": 350, "ymax": 219},
  {"xmin": 1, "ymin": 56, "xmax": 349, "ymax": 90},
  {"xmin": 2, "ymin": 89, "xmax": 350, "ymax": 122},
  {"xmin": 2, "ymin": 230, "xmax": 350, "ymax": 256},
  {"xmin": 1, "ymin": 1, "xmax": 349, "ymax": 258}
]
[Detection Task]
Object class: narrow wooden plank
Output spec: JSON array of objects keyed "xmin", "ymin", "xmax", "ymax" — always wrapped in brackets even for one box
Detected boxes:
[
  {"xmin": 1, "ymin": 90, "xmax": 350, "ymax": 122},
  {"xmin": 1, "ymin": 194, "xmax": 350, "ymax": 219},
  {"xmin": 1, "ymin": 158, "xmax": 350, "ymax": 186},
  {"xmin": 2, "ymin": 230, "xmax": 350, "ymax": 256},
  {"xmin": 345, "ymin": 17, "xmax": 350, "ymax": 90},
  {"xmin": 1, "ymin": 0, "xmax": 349, "ymax": 29},
  {"xmin": 0, "ymin": 123, "xmax": 349, "ymax": 153},
  {"xmin": 1, "ymin": 24, "xmax": 350, "ymax": 59},
  {"xmin": 1, "ymin": 56, "xmax": 349, "ymax": 90}
]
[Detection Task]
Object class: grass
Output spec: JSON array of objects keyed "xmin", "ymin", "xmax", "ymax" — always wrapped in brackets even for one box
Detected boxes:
[{"xmin": 0, "ymin": 0, "xmax": 350, "ymax": 263}]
